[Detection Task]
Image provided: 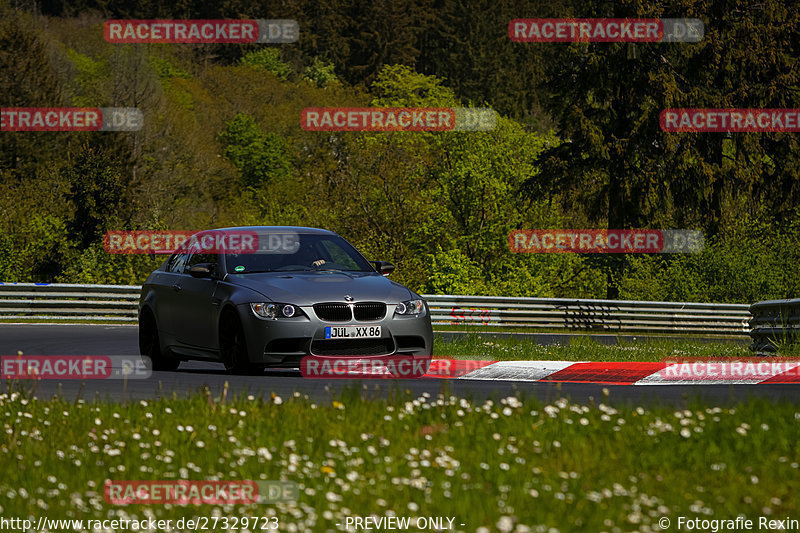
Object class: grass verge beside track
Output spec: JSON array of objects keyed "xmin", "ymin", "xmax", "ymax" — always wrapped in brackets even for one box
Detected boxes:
[
  {"xmin": 1, "ymin": 384, "xmax": 797, "ymax": 531},
  {"xmin": 435, "ymin": 333, "xmax": 752, "ymax": 362}
]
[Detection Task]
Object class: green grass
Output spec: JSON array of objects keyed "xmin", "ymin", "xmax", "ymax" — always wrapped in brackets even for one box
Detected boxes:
[
  {"xmin": 1, "ymin": 385, "xmax": 797, "ymax": 532},
  {"xmin": 435, "ymin": 333, "xmax": 751, "ymax": 362}
]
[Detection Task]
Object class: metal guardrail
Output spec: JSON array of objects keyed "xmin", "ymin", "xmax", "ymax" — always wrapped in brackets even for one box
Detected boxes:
[
  {"xmin": 424, "ymin": 294, "xmax": 751, "ymax": 336},
  {"xmin": 0, "ymin": 283, "xmax": 141, "ymax": 322},
  {"xmin": 749, "ymin": 298, "xmax": 800, "ymax": 352},
  {"xmin": 0, "ymin": 282, "xmax": 753, "ymax": 336}
]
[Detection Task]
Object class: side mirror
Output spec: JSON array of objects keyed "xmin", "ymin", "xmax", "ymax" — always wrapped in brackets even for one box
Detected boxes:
[
  {"xmin": 371, "ymin": 261, "xmax": 395, "ymax": 276},
  {"xmin": 188, "ymin": 264, "xmax": 213, "ymax": 278}
]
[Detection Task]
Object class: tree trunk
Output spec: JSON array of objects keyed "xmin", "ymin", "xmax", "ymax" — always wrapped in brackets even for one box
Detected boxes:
[{"xmin": 605, "ymin": 164, "xmax": 626, "ymax": 299}]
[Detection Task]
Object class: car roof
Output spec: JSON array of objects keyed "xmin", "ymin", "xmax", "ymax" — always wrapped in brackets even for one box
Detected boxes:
[{"xmin": 211, "ymin": 226, "xmax": 337, "ymax": 235}]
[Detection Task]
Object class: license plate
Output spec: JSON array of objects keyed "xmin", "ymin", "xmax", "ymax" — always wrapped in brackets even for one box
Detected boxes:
[{"xmin": 324, "ymin": 326, "xmax": 382, "ymax": 339}]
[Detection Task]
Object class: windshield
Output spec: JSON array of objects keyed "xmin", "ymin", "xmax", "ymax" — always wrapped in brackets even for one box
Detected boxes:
[{"xmin": 224, "ymin": 233, "xmax": 374, "ymax": 273}]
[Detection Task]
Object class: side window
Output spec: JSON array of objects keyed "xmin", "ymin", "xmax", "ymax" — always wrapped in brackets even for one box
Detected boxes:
[
  {"xmin": 167, "ymin": 252, "xmax": 189, "ymax": 273},
  {"xmin": 186, "ymin": 251, "xmax": 218, "ymax": 270}
]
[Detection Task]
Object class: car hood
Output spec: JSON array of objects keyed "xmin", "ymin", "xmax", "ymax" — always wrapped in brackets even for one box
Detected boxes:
[{"xmin": 226, "ymin": 271, "xmax": 415, "ymax": 305}]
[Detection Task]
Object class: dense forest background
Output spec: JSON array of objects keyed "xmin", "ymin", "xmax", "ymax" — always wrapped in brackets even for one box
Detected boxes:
[{"xmin": 1, "ymin": 0, "xmax": 799, "ymax": 302}]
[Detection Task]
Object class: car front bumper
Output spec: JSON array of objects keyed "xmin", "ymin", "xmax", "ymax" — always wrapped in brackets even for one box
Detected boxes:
[{"xmin": 236, "ymin": 302, "xmax": 434, "ymax": 366}]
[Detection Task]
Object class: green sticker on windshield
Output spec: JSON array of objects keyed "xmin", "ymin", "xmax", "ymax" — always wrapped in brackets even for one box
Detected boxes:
[{"xmin": 235, "ymin": 265, "xmax": 245, "ymax": 272}]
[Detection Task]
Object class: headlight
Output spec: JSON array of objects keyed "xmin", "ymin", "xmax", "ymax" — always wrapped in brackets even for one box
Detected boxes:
[
  {"xmin": 395, "ymin": 299, "xmax": 426, "ymax": 316},
  {"xmin": 250, "ymin": 302, "xmax": 301, "ymax": 319}
]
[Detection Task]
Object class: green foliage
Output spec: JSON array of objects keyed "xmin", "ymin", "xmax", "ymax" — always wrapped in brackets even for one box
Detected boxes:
[
  {"xmin": 2, "ymin": 6, "xmax": 800, "ymax": 304},
  {"xmin": 0, "ymin": 234, "xmax": 12, "ymax": 281},
  {"xmin": 7, "ymin": 215, "xmax": 72, "ymax": 282},
  {"xmin": 149, "ymin": 55, "xmax": 193, "ymax": 109},
  {"xmin": 64, "ymin": 48, "xmax": 102, "ymax": 75},
  {"xmin": 0, "ymin": 9, "xmax": 67, "ymax": 171},
  {"xmin": 218, "ymin": 114, "xmax": 292, "ymax": 188},
  {"xmin": 620, "ymin": 212, "xmax": 800, "ymax": 303},
  {"xmin": 149, "ymin": 55, "xmax": 190, "ymax": 80},
  {"xmin": 413, "ymin": 113, "xmax": 569, "ymax": 296},
  {"xmin": 371, "ymin": 64, "xmax": 458, "ymax": 107},
  {"xmin": 422, "ymin": 248, "xmax": 488, "ymax": 295},
  {"xmin": 64, "ymin": 144, "xmax": 126, "ymax": 249},
  {"xmin": 239, "ymin": 48, "xmax": 292, "ymax": 80},
  {"xmin": 529, "ymin": 0, "xmax": 800, "ymax": 297},
  {"xmin": 58, "ymin": 244, "xmax": 158, "ymax": 285},
  {"xmin": 64, "ymin": 48, "xmax": 107, "ymax": 106},
  {"xmin": 303, "ymin": 58, "xmax": 339, "ymax": 88}
]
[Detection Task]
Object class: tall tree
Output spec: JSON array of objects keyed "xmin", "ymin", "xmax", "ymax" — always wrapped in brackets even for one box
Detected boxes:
[
  {"xmin": 0, "ymin": 9, "xmax": 66, "ymax": 172},
  {"xmin": 526, "ymin": 0, "xmax": 800, "ymax": 297},
  {"xmin": 64, "ymin": 142, "xmax": 126, "ymax": 249}
]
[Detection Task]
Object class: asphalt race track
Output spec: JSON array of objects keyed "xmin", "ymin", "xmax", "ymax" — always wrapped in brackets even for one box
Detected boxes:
[{"xmin": 1, "ymin": 324, "xmax": 799, "ymax": 405}]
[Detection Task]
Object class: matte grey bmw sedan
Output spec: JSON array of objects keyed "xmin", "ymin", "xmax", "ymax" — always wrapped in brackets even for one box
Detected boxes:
[{"xmin": 138, "ymin": 226, "xmax": 433, "ymax": 374}]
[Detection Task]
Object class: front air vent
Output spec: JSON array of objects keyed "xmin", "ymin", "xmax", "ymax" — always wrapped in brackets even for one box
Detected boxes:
[
  {"xmin": 353, "ymin": 302, "xmax": 386, "ymax": 321},
  {"xmin": 310, "ymin": 338, "xmax": 395, "ymax": 356},
  {"xmin": 313, "ymin": 303, "xmax": 352, "ymax": 322}
]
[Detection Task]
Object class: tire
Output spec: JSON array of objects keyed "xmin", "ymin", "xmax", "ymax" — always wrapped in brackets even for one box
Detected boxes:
[
  {"xmin": 219, "ymin": 311, "xmax": 263, "ymax": 375},
  {"xmin": 139, "ymin": 309, "xmax": 180, "ymax": 371}
]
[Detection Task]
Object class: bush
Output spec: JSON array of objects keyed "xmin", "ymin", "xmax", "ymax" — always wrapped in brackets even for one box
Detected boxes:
[
  {"xmin": 218, "ymin": 113, "xmax": 292, "ymax": 188},
  {"xmin": 239, "ymin": 48, "xmax": 292, "ymax": 80},
  {"xmin": 619, "ymin": 213, "xmax": 800, "ymax": 303},
  {"xmin": 303, "ymin": 58, "xmax": 339, "ymax": 88}
]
